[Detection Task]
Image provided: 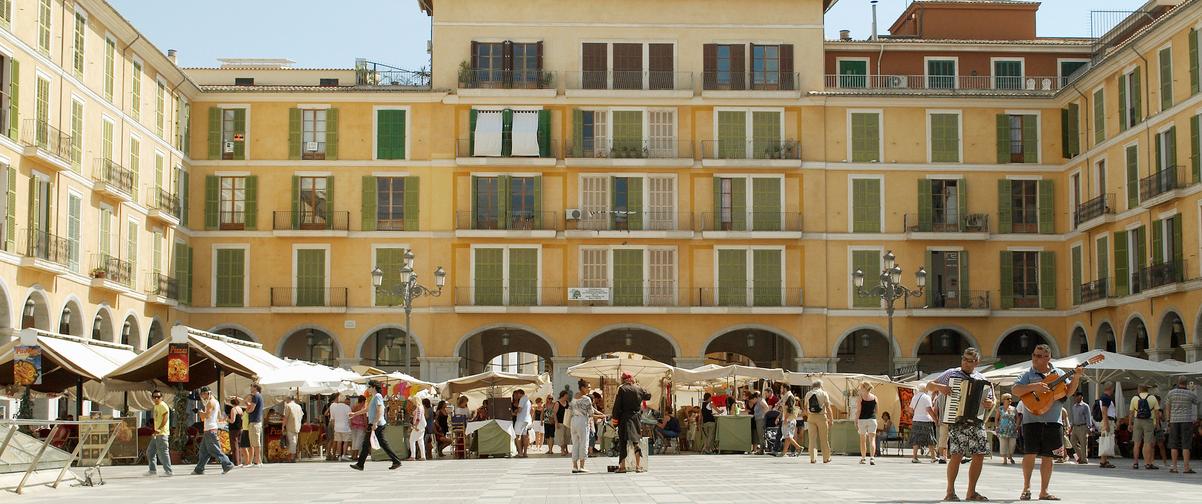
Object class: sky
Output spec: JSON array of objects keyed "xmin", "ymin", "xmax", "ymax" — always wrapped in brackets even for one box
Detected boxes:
[{"xmin": 108, "ymin": 0, "xmax": 1148, "ymax": 71}]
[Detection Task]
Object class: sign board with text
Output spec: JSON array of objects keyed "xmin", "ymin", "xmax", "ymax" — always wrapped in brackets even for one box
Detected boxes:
[{"xmin": 568, "ymin": 287, "xmax": 609, "ymax": 302}]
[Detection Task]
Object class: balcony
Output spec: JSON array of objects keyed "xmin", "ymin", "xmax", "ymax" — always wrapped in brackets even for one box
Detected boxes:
[
  {"xmin": 1074, "ymin": 193, "xmax": 1115, "ymax": 229},
  {"xmin": 903, "ymin": 213, "xmax": 990, "ymax": 239},
  {"xmin": 272, "ymin": 211, "xmax": 350, "ymax": 235},
  {"xmin": 455, "ymin": 286, "xmax": 560, "ymax": 308},
  {"xmin": 565, "ymin": 211, "xmax": 694, "ymax": 237},
  {"xmin": 1079, "ymin": 278, "xmax": 1109, "ymax": 305},
  {"xmin": 89, "ymin": 253, "xmax": 132, "ymax": 291},
  {"xmin": 146, "ymin": 272, "xmax": 178, "ymax": 303},
  {"xmin": 1139, "ymin": 165, "xmax": 1192, "ymax": 204},
  {"xmin": 697, "ymin": 212, "xmax": 803, "ymax": 238},
  {"xmin": 691, "ymin": 286, "xmax": 803, "ymax": 309},
  {"xmin": 354, "ymin": 59, "xmax": 431, "ymax": 88},
  {"xmin": 565, "ymin": 71, "xmax": 694, "ymax": 97},
  {"xmin": 821, "ymin": 74, "xmax": 1062, "ymax": 95},
  {"xmin": 454, "ymin": 284, "xmax": 679, "ymax": 311},
  {"xmin": 370, "ymin": 211, "xmax": 419, "ymax": 232},
  {"xmin": 457, "ymin": 69, "xmax": 556, "ymax": 96},
  {"xmin": 298, "ymin": 142, "xmax": 329, "ymax": 160},
  {"xmin": 19, "ymin": 228, "xmax": 71, "ymax": 274},
  {"xmin": 455, "ymin": 138, "xmax": 557, "ymax": 164},
  {"xmin": 455, "ymin": 210, "xmax": 559, "ymax": 238},
  {"xmin": 20, "ymin": 119, "xmax": 74, "ymax": 168},
  {"xmin": 270, "ymin": 287, "xmax": 348, "ymax": 312},
  {"xmin": 92, "ymin": 159, "xmax": 135, "ymax": 201},
  {"xmin": 1134, "ymin": 260, "xmax": 1187, "ymax": 292},
  {"xmin": 564, "ymin": 139, "xmax": 693, "ymax": 165},
  {"xmin": 702, "ymin": 71, "xmax": 800, "ymax": 96},
  {"xmin": 906, "ymin": 290, "xmax": 991, "ymax": 315},
  {"xmin": 700, "ymin": 139, "xmax": 800, "ymax": 164},
  {"xmin": 147, "ymin": 187, "xmax": 181, "ymax": 224}
]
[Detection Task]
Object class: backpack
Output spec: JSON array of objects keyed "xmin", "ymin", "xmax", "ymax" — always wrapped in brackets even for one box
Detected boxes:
[
  {"xmin": 1091, "ymin": 400, "xmax": 1103, "ymax": 423},
  {"xmin": 1135, "ymin": 395, "xmax": 1152, "ymax": 419},
  {"xmin": 807, "ymin": 393, "xmax": 824, "ymax": 414}
]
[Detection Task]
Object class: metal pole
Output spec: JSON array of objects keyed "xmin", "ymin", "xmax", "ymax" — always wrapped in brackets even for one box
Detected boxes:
[
  {"xmin": 75, "ymin": 378, "xmax": 83, "ymax": 419},
  {"xmin": 886, "ymin": 296, "xmax": 895, "ymax": 380},
  {"xmin": 17, "ymin": 425, "xmax": 59, "ymax": 494},
  {"xmin": 404, "ymin": 280, "xmax": 412, "ymax": 377}
]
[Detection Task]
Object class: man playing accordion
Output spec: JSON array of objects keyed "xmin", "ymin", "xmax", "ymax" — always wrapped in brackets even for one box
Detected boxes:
[{"xmin": 927, "ymin": 347, "xmax": 995, "ymax": 502}]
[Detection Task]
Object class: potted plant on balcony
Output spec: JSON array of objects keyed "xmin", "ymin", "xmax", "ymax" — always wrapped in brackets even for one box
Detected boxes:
[
  {"xmin": 457, "ymin": 60, "xmax": 473, "ymax": 87},
  {"xmin": 90, "ymin": 267, "xmax": 107, "ymax": 279}
]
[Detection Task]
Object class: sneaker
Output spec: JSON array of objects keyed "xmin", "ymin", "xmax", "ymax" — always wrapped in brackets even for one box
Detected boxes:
[
  {"xmin": 251, "ymin": 463, "xmax": 261, "ymax": 468},
  {"xmin": 222, "ymin": 465, "xmax": 233, "ymax": 474},
  {"xmin": 349, "ymin": 464, "xmax": 364, "ymax": 471},
  {"xmin": 191, "ymin": 470, "xmax": 204, "ymax": 476},
  {"xmin": 870, "ymin": 458, "xmax": 876, "ymax": 465},
  {"xmin": 389, "ymin": 462, "xmax": 402, "ymax": 470},
  {"xmin": 143, "ymin": 471, "xmax": 156, "ymax": 477},
  {"xmin": 860, "ymin": 458, "xmax": 866, "ymax": 464}
]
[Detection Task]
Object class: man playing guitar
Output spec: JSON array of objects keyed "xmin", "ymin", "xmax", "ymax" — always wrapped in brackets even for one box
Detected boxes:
[
  {"xmin": 1010, "ymin": 344, "xmax": 1085, "ymax": 501},
  {"xmin": 927, "ymin": 347, "xmax": 995, "ymax": 502}
]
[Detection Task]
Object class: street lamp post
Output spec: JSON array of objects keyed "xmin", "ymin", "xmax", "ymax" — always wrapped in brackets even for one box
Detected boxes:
[
  {"xmin": 852, "ymin": 250, "xmax": 926, "ymax": 379},
  {"xmin": 371, "ymin": 250, "xmax": 446, "ymax": 376}
]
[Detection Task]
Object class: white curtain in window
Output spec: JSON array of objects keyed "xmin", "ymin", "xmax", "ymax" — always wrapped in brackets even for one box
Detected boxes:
[
  {"xmin": 511, "ymin": 111, "xmax": 540, "ymax": 157},
  {"xmin": 473, "ymin": 111, "xmax": 504, "ymax": 157}
]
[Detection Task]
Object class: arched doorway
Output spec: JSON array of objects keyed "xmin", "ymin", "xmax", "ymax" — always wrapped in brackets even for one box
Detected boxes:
[
  {"xmin": 1122, "ymin": 318, "xmax": 1149, "ymax": 358},
  {"xmin": 215, "ymin": 327, "xmax": 255, "ymax": 342},
  {"xmin": 57, "ymin": 300, "xmax": 84, "ymax": 336},
  {"xmin": 90, "ymin": 309, "xmax": 115, "ymax": 342},
  {"xmin": 916, "ymin": 329, "xmax": 973, "ymax": 374},
  {"xmin": 359, "ymin": 328, "xmax": 420, "ymax": 373},
  {"xmin": 704, "ymin": 329, "xmax": 798, "ymax": 370},
  {"xmin": 280, "ymin": 328, "xmax": 340, "ymax": 366},
  {"xmin": 835, "ymin": 329, "xmax": 892, "ymax": 375},
  {"xmin": 1069, "ymin": 326, "xmax": 1089, "ymax": 355},
  {"xmin": 120, "ymin": 316, "xmax": 139, "ymax": 348},
  {"xmin": 1095, "ymin": 322, "xmax": 1117, "ymax": 352},
  {"xmin": 147, "ymin": 319, "xmax": 165, "ymax": 349},
  {"xmin": 21, "ymin": 292, "xmax": 50, "ymax": 330},
  {"xmin": 996, "ymin": 328, "xmax": 1052, "ymax": 365},
  {"xmin": 458, "ymin": 327, "xmax": 553, "ymax": 376},
  {"xmin": 581, "ymin": 327, "xmax": 677, "ymax": 365},
  {"xmin": 1157, "ymin": 312, "xmax": 1186, "ymax": 362}
]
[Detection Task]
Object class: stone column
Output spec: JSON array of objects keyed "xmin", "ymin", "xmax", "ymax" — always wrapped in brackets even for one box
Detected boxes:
[
  {"xmin": 419, "ymin": 356, "xmax": 462, "ymax": 383},
  {"xmin": 1181, "ymin": 344, "xmax": 1202, "ymax": 363},
  {"xmin": 335, "ymin": 357, "xmax": 360, "ymax": 370},
  {"xmin": 550, "ymin": 356, "xmax": 584, "ymax": 396},
  {"xmin": 795, "ymin": 357, "xmax": 838, "ymax": 373},
  {"xmin": 1145, "ymin": 349, "xmax": 1173, "ymax": 362},
  {"xmin": 673, "ymin": 357, "xmax": 707, "ymax": 370}
]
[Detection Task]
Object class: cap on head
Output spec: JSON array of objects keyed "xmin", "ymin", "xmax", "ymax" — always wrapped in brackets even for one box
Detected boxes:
[
  {"xmin": 621, "ymin": 371, "xmax": 634, "ymax": 382},
  {"xmin": 199, "ymin": 386, "xmax": 210, "ymax": 394}
]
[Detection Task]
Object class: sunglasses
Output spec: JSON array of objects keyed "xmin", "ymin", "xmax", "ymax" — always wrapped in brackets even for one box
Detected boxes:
[{"xmin": 152, "ymin": 396, "xmax": 162, "ymax": 399}]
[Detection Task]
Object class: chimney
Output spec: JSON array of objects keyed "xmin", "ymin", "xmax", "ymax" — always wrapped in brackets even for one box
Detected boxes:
[
  {"xmin": 870, "ymin": 1, "xmax": 879, "ymax": 41},
  {"xmin": 167, "ymin": 49, "xmax": 177, "ymax": 64},
  {"xmin": 839, "ymin": 29, "xmax": 851, "ymax": 41}
]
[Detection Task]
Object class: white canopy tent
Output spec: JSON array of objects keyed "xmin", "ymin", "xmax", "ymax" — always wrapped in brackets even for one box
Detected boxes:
[
  {"xmin": 673, "ymin": 364, "xmax": 786, "ymax": 385},
  {"xmin": 1, "ymin": 329, "xmax": 140, "ymax": 412},
  {"xmin": 437, "ymin": 370, "xmax": 551, "ymax": 407},
  {"xmin": 569, "ymin": 357, "xmax": 674, "ymax": 409},
  {"xmin": 981, "ymin": 350, "xmax": 1185, "ymax": 386},
  {"xmin": 785, "ymin": 372, "xmax": 913, "ymax": 424},
  {"xmin": 223, "ymin": 359, "xmax": 365, "ymax": 398},
  {"xmin": 104, "ymin": 325, "xmax": 289, "ymax": 392}
]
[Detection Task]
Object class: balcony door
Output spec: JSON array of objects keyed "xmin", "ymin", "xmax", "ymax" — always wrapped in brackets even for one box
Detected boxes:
[
  {"xmin": 927, "ymin": 250, "xmax": 963, "ymax": 308},
  {"xmin": 297, "ymin": 176, "xmax": 328, "ymax": 229}
]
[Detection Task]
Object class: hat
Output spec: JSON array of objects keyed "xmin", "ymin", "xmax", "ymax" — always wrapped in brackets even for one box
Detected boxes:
[
  {"xmin": 621, "ymin": 371, "xmax": 634, "ymax": 381},
  {"xmin": 199, "ymin": 386, "xmax": 211, "ymax": 393}
]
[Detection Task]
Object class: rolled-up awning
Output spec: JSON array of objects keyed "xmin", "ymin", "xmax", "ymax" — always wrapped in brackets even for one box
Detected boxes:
[{"xmin": 0, "ymin": 328, "xmax": 137, "ymax": 393}]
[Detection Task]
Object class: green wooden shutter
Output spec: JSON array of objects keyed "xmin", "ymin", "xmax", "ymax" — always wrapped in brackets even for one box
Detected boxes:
[
  {"xmin": 325, "ymin": 176, "xmax": 335, "ymax": 230},
  {"xmin": 216, "ymin": 249, "xmax": 245, "ymax": 307},
  {"xmin": 403, "ymin": 176, "xmax": 420, "ymax": 231},
  {"xmin": 999, "ymin": 251, "xmax": 1014, "ymax": 309},
  {"xmin": 325, "ymin": 108, "xmax": 339, "ymax": 160},
  {"xmin": 570, "ymin": 109, "xmax": 582, "ymax": 157},
  {"xmin": 613, "ymin": 249, "xmax": 644, "ymax": 306},
  {"xmin": 624, "ymin": 177, "xmax": 642, "ymax": 230},
  {"xmin": 244, "ymin": 176, "xmax": 257, "ymax": 230},
  {"xmin": 924, "ymin": 251, "xmax": 934, "ymax": 307},
  {"xmin": 1126, "ymin": 145, "xmax": 1140, "ymax": 209},
  {"xmin": 501, "ymin": 109, "xmax": 514, "ymax": 157},
  {"xmin": 5, "ymin": 58, "xmax": 15, "ymax": 140},
  {"xmin": 1167, "ymin": 127, "xmax": 1179, "ymax": 172},
  {"xmin": 497, "ymin": 175, "xmax": 511, "ymax": 230},
  {"xmin": 1061, "ymin": 108, "xmax": 1071, "ymax": 159},
  {"xmin": 231, "ymin": 109, "xmax": 246, "ymax": 160},
  {"xmin": 1094, "ymin": 89, "xmax": 1106, "ymax": 145},
  {"xmin": 717, "ymin": 111, "xmax": 747, "ymax": 159},
  {"xmin": 1152, "ymin": 218, "xmax": 1163, "ymax": 264},
  {"xmin": 850, "ymin": 112, "xmax": 879, "ymax": 163},
  {"xmin": 958, "ymin": 251, "xmax": 970, "ymax": 303},
  {"xmin": 712, "ymin": 177, "xmax": 722, "ymax": 230},
  {"xmin": 1114, "ymin": 231, "xmax": 1130, "ymax": 296},
  {"xmin": 997, "ymin": 179, "xmax": 1012, "ymax": 234},
  {"xmin": 1191, "ymin": 29, "xmax": 1200, "ymax": 96},
  {"xmin": 537, "ymin": 110, "xmax": 551, "ymax": 158},
  {"xmin": 851, "ymin": 250, "xmax": 879, "ymax": 308},
  {"xmin": 288, "ymin": 108, "xmax": 301, "ymax": 160},
  {"xmin": 296, "ymin": 249, "xmax": 326, "ymax": 306},
  {"xmin": 917, "ymin": 179, "xmax": 932, "ymax": 232},
  {"xmin": 1038, "ymin": 179, "xmax": 1054, "ymax": 234},
  {"xmin": 1071, "ymin": 247, "xmax": 1082, "ymax": 305},
  {"xmin": 396, "ymin": 110, "xmax": 407, "ymax": 159},
  {"xmin": 1132, "ymin": 68, "xmax": 1142, "ymax": 124},
  {"xmin": 996, "ymin": 114, "xmax": 1010, "ymax": 164},
  {"xmin": 751, "ymin": 177, "xmax": 781, "ymax": 231},
  {"xmin": 1097, "ymin": 237, "xmax": 1109, "ymax": 284},
  {"xmin": 729, "ymin": 177, "xmax": 746, "ymax": 231},
  {"xmin": 1039, "ymin": 251, "xmax": 1055, "ymax": 309},
  {"xmin": 473, "ymin": 248, "xmax": 504, "ymax": 305},
  {"xmin": 1022, "ymin": 115, "xmax": 1038, "ymax": 164},
  {"xmin": 203, "ymin": 175, "xmax": 218, "ymax": 229},
  {"xmin": 718, "ymin": 249, "xmax": 747, "ymax": 306},
  {"xmin": 1067, "ymin": 103, "xmax": 1080, "ymax": 158},
  {"xmin": 469, "ymin": 109, "xmax": 478, "ymax": 156},
  {"xmin": 752, "ymin": 249, "xmax": 781, "ymax": 306},
  {"xmin": 852, "ymin": 178, "xmax": 880, "ymax": 233},
  {"xmin": 930, "ymin": 113, "xmax": 958, "ymax": 162},
  {"xmin": 4, "ymin": 166, "xmax": 14, "ymax": 251},
  {"xmin": 374, "ymin": 248, "xmax": 404, "ymax": 306},
  {"xmin": 470, "ymin": 175, "xmax": 478, "ymax": 228},
  {"xmin": 1135, "ymin": 226, "xmax": 1147, "ymax": 280},
  {"xmin": 361, "ymin": 176, "xmax": 377, "ymax": 231},
  {"xmin": 174, "ymin": 243, "xmax": 187, "ymax": 304},
  {"xmin": 290, "ymin": 176, "xmax": 300, "ymax": 229},
  {"xmin": 207, "ymin": 107, "xmax": 221, "ymax": 159},
  {"xmin": 508, "ymin": 248, "xmax": 538, "ymax": 306},
  {"xmin": 1119, "ymin": 74, "xmax": 1129, "ymax": 131},
  {"xmin": 1160, "ymin": 47, "xmax": 1173, "ymax": 111},
  {"xmin": 533, "ymin": 176, "xmax": 543, "ymax": 229},
  {"xmin": 1193, "ymin": 115, "xmax": 1201, "ymax": 182},
  {"xmin": 1172, "ymin": 214, "xmax": 1184, "ymax": 272},
  {"xmin": 180, "ymin": 170, "xmax": 189, "ymax": 227}
]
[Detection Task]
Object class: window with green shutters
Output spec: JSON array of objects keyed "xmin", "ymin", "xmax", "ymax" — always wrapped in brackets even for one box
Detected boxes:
[
  {"xmin": 611, "ymin": 111, "xmax": 643, "ymax": 154},
  {"xmin": 295, "ymin": 248, "xmax": 326, "ymax": 306},
  {"xmin": 2, "ymin": 165, "xmax": 12, "ymax": 253},
  {"xmin": 98, "ymin": 206, "xmax": 111, "ymax": 257},
  {"xmin": 851, "ymin": 250, "xmax": 881, "ymax": 308},
  {"xmin": 717, "ymin": 111, "xmax": 747, "ymax": 159},
  {"xmin": 209, "ymin": 107, "xmax": 247, "ymax": 160},
  {"xmin": 1061, "ymin": 104, "xmax": 1080, "ymax": 158},
  {"xmin": 364, "ymin": 176, "xmax": 419, "ymax": 231},
  {"xmin": 1094, "ymin": 89, "xmax": 1105, "ymax": 145},
  {"xmin": 1119, "ymin": 68, "xmax": 1141, "ymax": 130},
  {"xmin": 473, "ymin": 248, "xmax": 504, "ymax": 305},
  {"xmin": 130, "ymin": 60, "xmax": 142, "ymax": 119},
  {"xmin": 1039, "ymin": 251, "xmax": 1056, "ymax": 309},
  {"xmin": 0, "ymin": 0, "xmax": 10, "ymax": 28},
  {"xmin": 996, "ymin": 114, "xmax": 1038, "ymax": 163},
  {"xmin": 1192, "ymin": 29, "xmax": 1201, "ymax": 97},
  {"xmin": 70, "ymin": 100, "xmax": 83, "ymax": 171},
  {"xmin": 36, "ymin": 0, "xmax": 50, "ymax": 54},
  {"xmin": 751, "ymin": 111, "xmax": 782, "ymax": 159},
  {"xmin": 6, "ymin": 58, "xmax": 17, "ymax": 140},
  {"xmin": 713, "ymin": 177, "xmax": 746, "ymax": 231},
  {"xmin": 750, "ymin": 177, "xmax": 782, "ymax": 231},
  {"xmin": 151, "ymin": 231, "xmax": 162, "ymax": 277},
  {"xmin": 376, "ymin": 109, "xmax": 407, "ymax": 159},
  {"xmin": 215, "ymin": 248, "xmax": 245, "ymax": 307},
  {"xmin": 1114, "ymin": 230, "xmax": 1130, "ymax": 296},
  {"xmin": 72, "ymin": 11, "xmax": 84, "ymax": 77},
  {"xmin": 508, "ymin": 248, "xmax": 538, "ymax": 306},
  {"xmin": 1096, "ymin": 236, "xmax": 1109, "ymax": 285},
  {"xmin": 929, "ymin": 112, "xmax": 960, "ymax": 162},
  {"xmin": 1131, "ymin": 226, "xmax": 1147, "ymax": 293},
  {"xmin": 613, "ymin": 249, "xmax": 644, "ymax": 306},
  {"xmin": 1001, "ymin": 251, "xmax": 1042, "ymax": 309},
  {"xmin": 851, "ymin": 177, "xmax": 881, "ymax": 233},
  {"xmin": 174, "ymin": 243, "xmax": 191, "ymax": 305},
  {"xmin": 717, "ymin": 249, "xmax": 747, "ymax": 306},
  {"xmin": 126, "ymin": 220, "xmax": 138, "ymax": 286},
  {"xmin": 1152, "ymin": 214, "xmax": 1183, "ymax": 272},
  {"xmin": 67, "ymin": 194, "xmax": 80, "ymax": 271},
  {"xmin": 156, "ymin": 81, "xmax": 166, "ymax": 137},
  {"xmin": 850, "ymin": 112, "xmax": 880, "ymax": 163},
  {"xmin": 1155, "ymin": 127, "xmax": 1178, "ymax": 182},
  {"xmin": 129, "ymin": 137, "xmax": 140, "ymax": 191},
  {"xmin": 1125, "ymin": 144, "xmax": 1140, "ymax": 209},
  {"xmin": 104, "ymin": 37, "xmax": 115, "ymax": 102},
  {"xmin": 373, "ymin": 247, "xmax": 405, "ymax": 306},
  {"xmin": 34, "ymin": 76, "xmax": 48, "ymax": 146},
  {"xmin": 1192, "ymin": 115, "xmax": 1201, "ymax": 183},
  {"xmin": 1071, "ymin": 245, "xmax": 1082, "ymax": 305},
  {"xmin": 752, "ymin": 249, "xmax": 782, "ymax": 306},
  {"xmin": 1159, "ymin": 46, "xmax": 1173, "ymax": 111}
]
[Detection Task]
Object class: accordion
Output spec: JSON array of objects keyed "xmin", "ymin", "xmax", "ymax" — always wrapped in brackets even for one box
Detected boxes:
[{"xmin": 940, "ymin": 377, "xmax": 990, "ymax": 425}]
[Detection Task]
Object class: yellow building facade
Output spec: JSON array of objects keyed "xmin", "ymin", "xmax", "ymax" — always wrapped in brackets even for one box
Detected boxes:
[{"xmin": 4, "ymin": 0, "xmax": 1202, "ymax": 394}]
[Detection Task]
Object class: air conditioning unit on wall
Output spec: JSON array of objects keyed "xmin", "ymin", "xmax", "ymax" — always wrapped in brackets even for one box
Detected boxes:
[
  {"xmin": 886, "ymin": 75, "xmax": 908, "ymax": 88},
  {"xmin": 565, "ymin": 208, "xmax": 582, "ymax": 220}
]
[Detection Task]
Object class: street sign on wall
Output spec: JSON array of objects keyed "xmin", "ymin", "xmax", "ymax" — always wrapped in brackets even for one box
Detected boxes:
[{"xmin": 568, "ymin": 287, "xmax": 609, "ymax": 301}]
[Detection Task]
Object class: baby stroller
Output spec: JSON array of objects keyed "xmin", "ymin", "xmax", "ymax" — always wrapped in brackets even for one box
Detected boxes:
[{"xmin": 762, "ymin": 410, "xmax": 783, "ymax": 455}]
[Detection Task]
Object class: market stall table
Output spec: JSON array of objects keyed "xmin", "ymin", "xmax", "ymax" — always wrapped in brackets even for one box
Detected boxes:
[{"xmin": 715, "ymin": 415, "xmax": 753, "ymax": 453}]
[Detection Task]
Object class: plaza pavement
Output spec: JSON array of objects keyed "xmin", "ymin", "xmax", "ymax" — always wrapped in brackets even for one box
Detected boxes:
[{"xmin": 6, "ymin": 452, "xmax": 1200, "ymax": 503}]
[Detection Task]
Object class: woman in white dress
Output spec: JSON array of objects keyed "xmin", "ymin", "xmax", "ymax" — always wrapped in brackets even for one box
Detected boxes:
[{"xmin": 571, "ymin": 379, "xmax": 605, "ymax": 473}]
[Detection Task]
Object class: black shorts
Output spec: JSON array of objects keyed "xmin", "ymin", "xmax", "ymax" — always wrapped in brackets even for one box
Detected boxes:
[
  {"xmin": 1169, "ymin": 422, "xmax": 1195, "ymax": 450},
  {"xmin": 1022, "ymin": 422, "xmax": 1063, "ymax": 457},
  {"xmin": 237, "ymin": 430, "xmax": 250, "ymax": 448}
]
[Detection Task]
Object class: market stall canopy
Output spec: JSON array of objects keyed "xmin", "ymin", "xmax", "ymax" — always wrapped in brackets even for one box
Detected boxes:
[
  {"xmin": 568, "ymin": 357, "xmax": 674, "ymax": 381},
  {"xmin": 105, "ymin": 325, "xmax": 288, "ymax": 389},
  {"xmin": 982, "ymin": 350, "xmax": 1184, "ymax": 386},
  {"xmin": 785, "ymin": 372, "xmax": 912, "ymax": 421},
  {"xmin": 438, "ymin": 370, "xmax": 549, "ymax": 398},
  {"xmin": 673, "ymin": 364, "xmax": 786, "ymax": 385},
  {"xmin": 0, "ymin": 328, "xmax": 137, "ymax": 393},
  {"xmin": 1174, "ymin": 359, "xmax": 1202, "ymax": 375},
  {"xmin": 223, "ymin": 359, "xmax": 365, "ymax": 397}
]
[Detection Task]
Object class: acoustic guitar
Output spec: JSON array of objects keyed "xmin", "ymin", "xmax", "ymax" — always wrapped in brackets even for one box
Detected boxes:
[{"xmin": 1019, "ymin": 354, "xmax": 1105, "ymax": 416}]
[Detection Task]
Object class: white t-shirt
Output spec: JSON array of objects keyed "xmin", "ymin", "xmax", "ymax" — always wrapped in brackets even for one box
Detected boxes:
[
  {"xmin": 203, "ymin": 397, "xmax": 221, "ymax": 430},
  {"xmin": 910, "ymin": 392, "xmax": 935, "ymax": 423},
  {"xmin": 515, "ymin": 396, "xmax": 532, "ymax": 424},
  {"xmin": 329, "ymin": 402, "xmax": 351, "ymax": 433}
]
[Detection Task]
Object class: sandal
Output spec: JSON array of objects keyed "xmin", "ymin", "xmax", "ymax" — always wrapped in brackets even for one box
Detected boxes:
[
  {"xmin": 1019, "ymin": 490, "xmax": 1032, "ymax": 501},
  {"xmin": 966, "ymin": 493, "xmax": 989, "ymax": 501},
  {"xmin": 1038, "ymin": 495, "xmax": 1060, "ymax": 501},
  {"xmin": 1169, "ymin": 468, "xmax": 1179, "ymax": 474},
  {"xmin": 1132, "ymin": 463, "xmax": 1140, "ymax": 469},
  {"xmin": 1185, "ymin": 469, "xmax": 1197, "ymax": 474},
  {"xmin": 1146, "ymin": 464, "xmax": 1160, "ymax": 470},
  {"xmin": 944, "ymin": 494, "xmax": 961, "ymax": 502}
]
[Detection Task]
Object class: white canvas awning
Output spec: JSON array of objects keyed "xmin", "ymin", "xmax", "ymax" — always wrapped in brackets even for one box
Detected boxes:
[
  {"xmin": 437, "ymin": 370, "xmax": 548, "ymax": 398},
  {"xmin": 672, "ymin": 364, "xmax": 786, "ymax": 385},
  {"xmin": 472, "ymin": 110, "xmax": 503, "ymax": 157},
  {"xmin": 785, "ymin": 372, "xmax": 915, "ymax": 422},
  {"xmin": 568, "ymin": 357, "xmax": 674, "ymax": 382},
  {"xmin": 104, "ymin": 325, "xmax": 289, "ymax": 390},
  {"xmin": 0, "ymin": 328, "xmax": 137, "ymax": 393},
  {"xmin": 510, "ymin": 111, "xmax": 540, "ymax": 156},
  {"xmin": 982, "ymin": 350, "xmax": 1184, "ymax": 386}
]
